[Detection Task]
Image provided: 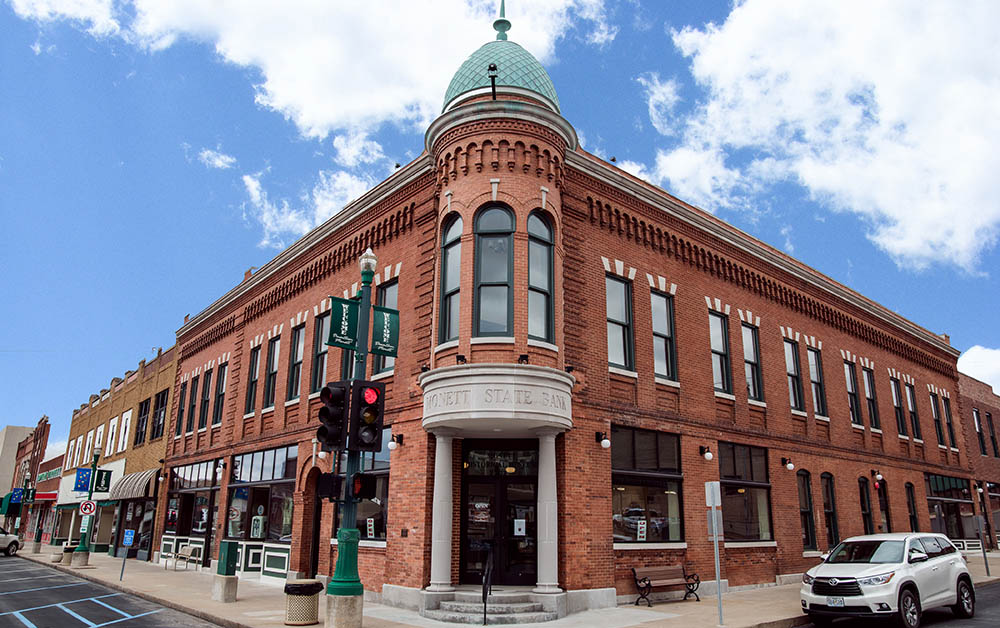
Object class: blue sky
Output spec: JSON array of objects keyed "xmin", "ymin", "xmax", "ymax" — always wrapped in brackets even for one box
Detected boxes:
[{"xmin": 2, "ymin": 0, "xmax": 999, "ymax": 458}]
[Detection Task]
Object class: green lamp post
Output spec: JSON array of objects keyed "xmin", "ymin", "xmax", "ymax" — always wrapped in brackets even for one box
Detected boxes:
[{"xmin": 73, "ymin": 452, "xmax": 101, "ymax": 565}]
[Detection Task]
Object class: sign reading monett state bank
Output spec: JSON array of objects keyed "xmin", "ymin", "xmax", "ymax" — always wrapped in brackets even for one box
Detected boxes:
[{"xmin": 419, "ymin": 364, "xmax": 574, "ymax": 435}]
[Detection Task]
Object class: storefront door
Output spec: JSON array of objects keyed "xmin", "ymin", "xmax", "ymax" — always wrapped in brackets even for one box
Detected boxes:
[{"xmin": 460, "ymin": 441, "xmax": 538, "ymax": 586}]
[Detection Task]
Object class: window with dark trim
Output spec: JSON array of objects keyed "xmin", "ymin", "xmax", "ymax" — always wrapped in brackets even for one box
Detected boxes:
[
  {"xmin": 891, "ymin": 378, "xmax": 907, "ymax": 436},
  {"xmin": 374, "ymin": 280, "xmax": 398, "ymax": 373},
  {"xmin": 858, "ymin": 477, "xmax": 874, "ymax": 534},
  {"xmin": 263, "ymin": 337, "xmax": 280, "ymax": 409},
  {"xmin": 876, "ymin": 480, "xmax": 892, "ymax": 533},
  {"xmin": 974, "ymin": 408, "xmax": 988, "ymax": 455},
  {"xmin": 709, "ymin": 312, "xmax": 731, "ymax": 393},
  {"xmin": 905, "ymin": 383, "xmax": 922, "ymax": 439},
  {"xmin": 335, "ymin": 430, "xmax": 390, "ymax": 540},
  {"xmin": 340, "ymin": 348, "xmax": 355, "ymax": 380},
  {"xmin": 473, "ymin": 206, "xmax": 514, "ymax": 336},
  {"xmin": 186, "ymin": 375, "xmax": 198, "ymax": 433},
  {"xmin": 134, "ymin": 398, "xmax": 151, "ymax": 446},
  {"xmin": 718, "ymin": 442, "xmax": 772, "ymax": 541},
  {"xmin": 844, "ymin": 362, "xmax": 862, "ymax": 425},
  {"xmin": 987, "ymin": 412, "xmax": 999, "ymax": 457},
  {"xmin": 942, "ymin": 397, "xmax": 956, "ymax": 448},
  {"xmin": 611, "ymin": 425, "xmax": 683, "ymax": 542},
  {"xmin": 527, "ymin": 212, "xmax": 553, "ymax": 343},
  {"xmin": 797, "ymin": 470, "xmax": 816, "ymax": 550},
  {"xmin": 785, "ymin": 340, "xmax": 804, "ymax": 411},
  {"xmin": 930, "ymin": 393, "xmax": 945, "ymax": 446},
  {"xmin": 862, "ymin": 368, "xmax": 880, "ymax": 429},
  {"xmin": 198, "ymin": 369, "xmax": 212, "ymax": 429},
  {"xmin": 311, "ymin": 313, "xmax": 330, "ymax": 393},
  {"xmin": 286, "ymin": 325, "xmax": 305, "ymax": 401},
  {"xmin": 821, "ymin": 472, "xmax": 839, "ymax": 546},
  {"xmin": 439, "ymin": 215, "xmax": 462, "ymax": 343},
  {"xmin": 176, "ymin": 382, "xmax": 187, "ymax": 437},
  {"xmin": 245, "ymin": 346, "xmax": 260, "ymax": 414},
  {"xmin": 742, "ymin": 324, "xmax": 763, "ymax": 401},
  {"xmin": 213, "ymin": 363, "xmax": 227, "ymax": 425},
  {"xmin": 651, "ymin": 291, "xmax": 676, "ymax": 380},
  {"xmin": 227, "ymin": 446, "xmax": 298, "ymax": 543},
  {"xmin": 808, "ymin": 348, "xmax": 827, "ymax": 416},
  {"xmin": 151, "ymin": 388, "xmax": 168, "ymax": 440},
  {"xmin": 606, "ymin": 276, "xmax": 633, "ymax": 370},
  {"xmin": 905, "ymin": 482, "xmax": 919, "ymax": 532}
]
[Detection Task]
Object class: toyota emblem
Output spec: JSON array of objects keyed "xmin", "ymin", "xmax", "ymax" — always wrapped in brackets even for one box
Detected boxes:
[{"xmin": 828, "ymin": 578, "xmax": 839, "ymax": 586}]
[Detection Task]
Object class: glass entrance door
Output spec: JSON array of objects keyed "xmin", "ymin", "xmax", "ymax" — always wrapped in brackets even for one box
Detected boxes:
[{"xmin": 460, "ymin": 441, "xmax": 538, "ymax": 586}]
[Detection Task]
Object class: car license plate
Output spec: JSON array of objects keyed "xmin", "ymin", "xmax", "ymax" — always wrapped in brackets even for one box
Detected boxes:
[{"xmin": 826, "ymin": 597, "xmax": 844, "ymax": 607}]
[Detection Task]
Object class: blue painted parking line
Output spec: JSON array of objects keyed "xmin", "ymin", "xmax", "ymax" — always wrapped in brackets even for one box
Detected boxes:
[
  {"xmin": 94, "ymin": 609, "xmax": 163, "ymax": 626},
  {"xmin": 59, "ymin": 603, "xmax": 97, "ymax": 627},
  {"xmin": 88, "ymin": 598, "xmax": 131, "ymax": 618},
  {"xmin": 10, "ymin": 611, "xmax": 37, "ymax": 628},
  {"xmin": 0, "ymin": 593, "xmax": 121, "ymax": 616},
  {"xmin": 0, "ymin": 582, "xmax": 85, "ymax": 596},
  {"xmin": 0, "ymin": 574, "xmax": 69, "ymax": 584}
]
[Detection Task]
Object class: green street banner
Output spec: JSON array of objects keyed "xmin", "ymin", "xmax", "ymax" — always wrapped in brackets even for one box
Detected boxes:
[
  {"xmin": 371, "ymin": 306, "xmax": 400, "ymax": 357},
  {"xmin": 326, "ymin": 296, "xmax": 360, "ymax": 350},
  {"xmin": 94, "ymin": 469, "xmax": 112, "ymax": 493}
]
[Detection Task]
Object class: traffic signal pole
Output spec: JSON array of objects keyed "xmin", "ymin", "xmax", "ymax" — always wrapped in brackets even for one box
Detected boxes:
[{"xmin": 327, "ymin": 248, "xmax": 377, "ymax": 626}]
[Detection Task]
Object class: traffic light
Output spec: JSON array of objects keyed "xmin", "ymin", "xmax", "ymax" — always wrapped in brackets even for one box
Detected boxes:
[
  {"xmin": 348, "ymin": 380, "xmax": 385, "ymax": 452},
  {"xmin": 317, "ymin": 381, "xmax": 350, "ymax": 452},
  {"xmin": 351, "ymin": 473, "xmax": 377, "ymax": 500}
]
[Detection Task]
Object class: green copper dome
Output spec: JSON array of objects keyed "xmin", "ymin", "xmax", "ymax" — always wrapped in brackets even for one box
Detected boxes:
[{"xmin": 442, "ymin": 39, "xmax": 560, "ymax": 113}]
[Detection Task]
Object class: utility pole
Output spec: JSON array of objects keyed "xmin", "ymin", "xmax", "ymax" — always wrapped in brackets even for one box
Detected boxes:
[
  {"xmin": 73, "ymin": 452, "xmax": 100, "ymax": 566},
  {"xmin": 327, "ymin": 247, "xmax": 378, "ymax": 628}
]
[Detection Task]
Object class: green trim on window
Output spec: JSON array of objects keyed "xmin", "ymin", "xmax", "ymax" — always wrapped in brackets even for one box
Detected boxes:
[{"xmin": 473, "ymin": 205, "xmax": 515, "ymax": 338}]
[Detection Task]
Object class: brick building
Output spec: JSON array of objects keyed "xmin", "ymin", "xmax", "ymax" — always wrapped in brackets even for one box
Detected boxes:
[
  {"xmin": 56, "ymin": 347, "xmax": 176, "ymax": 560},
  {"xmin": 30, "ymin": 454, "xmax": 64, "ymax": 545},
  {"xmin": 0, "ymin": 417, "xmax": 48, "ymax": 535},
  {"xmin": 957, "ymin": 373, "xmax": 1000, "ymax": 548},
  {"xmin": 154, "ymin": 11, "xmax": 973, "ymax": 620}
]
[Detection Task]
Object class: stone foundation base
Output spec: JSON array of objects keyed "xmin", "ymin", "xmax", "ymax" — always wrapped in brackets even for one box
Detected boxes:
[
  {"xmin": 71, "ymin": 551, "xmax": 90, "ymax": 567},
  {"xmin": 212, "ymin": 574, "xmax": 238, "ymax": 603},
  {"xmin": 379, "ymin": 583, "xmax": 617, "ymax": 618},
  {"xmin": 326, "ymin": 594, "xmax": 363, "ymax": 628}
]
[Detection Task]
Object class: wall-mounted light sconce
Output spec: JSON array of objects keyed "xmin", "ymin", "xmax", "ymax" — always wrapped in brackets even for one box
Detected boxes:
[
  {"xmin": 595, "ymin": 431, "xmax": 611, "ymax": 449},
  {"xmin": 870, "ymin": 469, "xmax": 883, "ymax": 482},
  {"xmin": 157, "ymin": 474, "xmax": 165, "ymax": 483},
  {"xmin": 421, "ymin": 364, "xmax": 430, "ymax": 372},
  {"xmin": 780, "ymin": 457, "xmax": 795, "ymax": 471},
  {"xmin": 976, "ymin": 483, "xmax": 985, "ymax": 494},
  {"xmin": 518, "ymin": 354, "xmax": 529, "ymax": 364},
  {"xmin": 565, "ymin": 366, "xmax": 574, "ymax": 373},
  {"xmin": 318, "ymin": 451, "xmax": 328, "ymax": 460},
  {"xmin": 456, "ymin": 354, "xmax": 467, "ymax": 364},
  {"xmin": 699, "ymin": 446, "xmax": 714, "ymax": 461},
  {"xmin": 388, "ymin": 434, "xmax": 404, "ymax": 451}
]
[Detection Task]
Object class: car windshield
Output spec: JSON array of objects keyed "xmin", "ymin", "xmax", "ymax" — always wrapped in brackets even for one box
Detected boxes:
[{"xmin": 827, "ymin": 540, "xmax": 904, "ymax": 564}]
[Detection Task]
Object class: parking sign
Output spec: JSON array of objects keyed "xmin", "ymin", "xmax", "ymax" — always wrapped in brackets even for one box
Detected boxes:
[{"xmin": 122, "ymin": 529, "xmax": 135, "ymax": 547}]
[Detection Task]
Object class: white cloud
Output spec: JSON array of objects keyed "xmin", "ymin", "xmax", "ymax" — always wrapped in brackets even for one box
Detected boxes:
[
  {"xmin": 636, "ymin": 72, "xmax": 680, "ymax": 136},
  {"xmin": 958, "ymin": 346, "xmax": 1000, "ymax": 395},
  {"xmin": 198, "ymin": 147, "xmax": 237, "ymax": 169},
  {"xmin": 44, "ymin": 438, "xmax": 67, "ymax": 462},
  {"xmin": 616, "ymin": 159, "xmax": 650, "ymax": 181},
  {"xmin": 241, "ymin": 169, "xmax": 374, "ymax": 249},
  {"xmin": 11, "ymin": 0, "xmax": 119, "ymax": 36},
  {"xmin": 332, "ymin": 132, "xmax": 385, "ymax": 169},
  {"xmin": 647, "ymin": 0, "xmax": 1000, "ymax": 272},
  {"xmin": 779, "ymin": 225, "xmax": 794, "ymax": 254}
]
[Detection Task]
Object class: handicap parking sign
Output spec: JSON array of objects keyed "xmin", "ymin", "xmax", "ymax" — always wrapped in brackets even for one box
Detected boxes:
[{"xmin": 122, "ymin": 529, "xmax": 135, "ymax": 547}]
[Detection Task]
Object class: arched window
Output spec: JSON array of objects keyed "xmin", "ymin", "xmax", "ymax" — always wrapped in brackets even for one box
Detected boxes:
[
  {"xmin": 797, "ymin": 470, "xmax": 816, "ymax": 550},
  {"xmin": 876, "ymin": 480, "xmax": 892, "ymax": 533},
  {"xmin": 858, "ymin": 477, "xmax": 874, "ymax": 534},
  {"xmin": 439, "ymin": 215, "xmax": 462, "ymax": 343},
  {"xmin": 905, "ymin": 482, "xmax": 919, "ymax": 532},
  {"xmin": 474, "ymin": 206, "xmax": 514, "ymax": 336},
  {"xmin": 527, "ymin": 212, "xmax": 553, "ymax": 342},
  {"xmin": 821, "ymin": 472, "xmax": 839, "ymax": 546}
]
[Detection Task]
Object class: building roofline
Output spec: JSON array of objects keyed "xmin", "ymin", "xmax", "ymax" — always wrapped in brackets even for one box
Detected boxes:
[{"xmin": 565, "ymin": 149, "xmax": 959, "ymax": 359}]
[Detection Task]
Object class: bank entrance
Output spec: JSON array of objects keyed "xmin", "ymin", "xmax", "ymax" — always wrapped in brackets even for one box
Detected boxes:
[{"xmin": 460, "ymin": 440, "xmax": 538, "ymax": 586}]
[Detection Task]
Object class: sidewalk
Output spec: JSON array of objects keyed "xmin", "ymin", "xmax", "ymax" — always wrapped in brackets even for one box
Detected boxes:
[{"xmin": 20, "ymin": 550, "xmax": 1000, "ymax": 628}]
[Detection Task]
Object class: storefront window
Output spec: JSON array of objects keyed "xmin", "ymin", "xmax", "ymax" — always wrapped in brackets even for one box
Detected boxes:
[
  {"xmin": 610, "ymin": 425, "xmax": 683, "ymax": 542},
  {"xmin": 191, "ymin": 492, "xmax": 210, "ymax": 535},
  {"xmin": 336, "ymin": 429, "xmax": 390, "ymax": 540},
  {"xmin": 268, "ymin": 484, "xmax": 294, "ymax": 543},
  {"xmin": 719, "ymin": 441, "xmax": 772, "ymax": 541},
  {"xmin": 228, "ymin": 487, "xmax": 249, "ymax": 538},
  {"xmin": 925, "ymin": 473, "xmax": 976, "ymax": 539},
  {"xmin": 165, "ymin": 497, "xmax": 180, "ymax": 534},
  {"xmin": 226, "ymin": 445, "xmax": 297, "ymax": 543}
]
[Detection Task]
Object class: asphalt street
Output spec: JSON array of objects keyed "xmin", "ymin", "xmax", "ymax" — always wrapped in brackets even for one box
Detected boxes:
[
  {"xmin": 802, "ymin": 580, "xmax": 1000, "ymax": 628},
  {"xmin": 0, "ymin": 555, "xmax": 220, "ymax": 628}
]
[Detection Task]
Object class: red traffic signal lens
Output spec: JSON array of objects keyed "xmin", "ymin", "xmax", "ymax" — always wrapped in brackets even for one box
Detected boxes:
[{"xmin": 362, "ymin": 387, "xmax": 379, "ymax": 405}]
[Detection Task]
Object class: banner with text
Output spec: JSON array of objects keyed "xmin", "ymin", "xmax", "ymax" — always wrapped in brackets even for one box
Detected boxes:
[
  {"xmin": 326, "ymin": 296, "xmax": 360, "ymax": 350},
  {"xmin": 370, "ymin": 306, "xmax": 399, "ymax": 357}
]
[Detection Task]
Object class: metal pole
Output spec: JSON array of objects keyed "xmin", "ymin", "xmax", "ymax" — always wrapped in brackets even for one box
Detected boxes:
[
  {"xmin": 712, "ymin": 504, "xmax": 723, "ymax": 627},
  {"xmin": 75, "ymin": 453, "xmax": 100, "ymax": 554},
  {"xmin": 977, "ymin": 516, "xmax": 990, "ymax": 577},
  {"xmin": 328, "ymin": 249, "xmax": 376, "ymax": 599}
]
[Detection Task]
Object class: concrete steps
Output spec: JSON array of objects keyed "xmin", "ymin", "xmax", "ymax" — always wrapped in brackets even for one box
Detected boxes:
[
  {"xmin": 422, "ymin": 608, "xmax": 558, "ymax": 624},
  {"xmin": 422, "ymin": 591, "xmax": 558, "ymax": 624}
]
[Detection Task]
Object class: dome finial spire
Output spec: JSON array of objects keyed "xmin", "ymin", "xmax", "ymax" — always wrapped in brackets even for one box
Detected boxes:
[{"xmin": 493, "ymin": 0, "xmax": 511, "ymax": 40}]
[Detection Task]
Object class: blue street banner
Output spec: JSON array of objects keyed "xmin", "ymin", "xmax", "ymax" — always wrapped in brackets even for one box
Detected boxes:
[
  {"xmin": 10, "ymin": 488, "xmax": 23, "ymax": 503},
  {"xmin": 74, "ymin": 468, "xmax": 93, "ymax": 492},
  {"xmin": 122, "ymin": 529, "xmax": 135, "ymax": 547}
]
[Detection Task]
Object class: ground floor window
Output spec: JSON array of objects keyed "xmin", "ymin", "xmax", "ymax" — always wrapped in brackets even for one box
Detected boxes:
[
  {"xmin": 925, "ymin": 473, "xmax": 976, "ymax": 539},
  {"xmin": 612, "ymin": 480, "xmax": 682, "ymax": 542},
  {"xmin": 906, "ymin": 482, "xmax": 919, "ymax": 532},
  {"xmin": 335, "ymin": 429, "xmax": 390, "ymax": 541},
  {"xmin": 797, "ymin": 470, "xmax": 816, "ymax": 550},
  {"xmin": 227, "ymin": 482, "xmax": 294, "ymax": 542},
  {"xmin": 719, "ymin": 442, "xmax": 772, "ymax": 541},
  {"xmin": 988, "ymin": 484, "xmax": 1000, "ymax": 536}
]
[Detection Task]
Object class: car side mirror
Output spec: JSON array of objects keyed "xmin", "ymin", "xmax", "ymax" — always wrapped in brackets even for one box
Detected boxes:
[
  {"xmin": 819, "ymin": 553, "xmax": 829, "ymax": 562},
  {"xmin": 909, "ymin": 551, "xmax": 929, "ymax": 563}
]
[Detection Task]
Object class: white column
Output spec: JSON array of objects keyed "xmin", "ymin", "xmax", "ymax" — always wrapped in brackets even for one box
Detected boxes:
[
  {"xmin": 427, "ymin": 431, "xmax": 455, "ymax": 592},
  {"xmin": 534, "ymin": 430, "xmax": 561, "ymax": 593}
]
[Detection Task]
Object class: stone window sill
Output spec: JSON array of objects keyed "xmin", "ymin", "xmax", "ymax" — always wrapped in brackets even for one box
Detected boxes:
[
  {"xmin": 372, "ymin": 369, "xmax": 394, "ymax": 381},
  {"xmin": 330, "ymin": 538, "xmax": 386, "ymax": 549},
  {"xmin": 871, "ymin": 428, "xmax": 883, "ymax": 434},
  {"xmin": 242, "ymin": 412, "xmax": 255, "ymax": 419},
  {"xmin": 899, "ymin": 434, "xmax": 910, "ymax": 440},
  {"xmin": 614, "ymin": 542, "xmax": 687, "ymax": 550},
  {"xmin": 852, "ymin": 424, "xmax": 865, "ymax": 431},
  {"xmin": 748, "ymin": 399, "xmax": 767, "ymax": 409},
  {"xmin": 609, "ymin": 366, "xmax": 638, "ymax": 378},
  {"xmin": 527, "ymin": 339, "xmax": 559, "ymax": 352},
  {"xmin": 791, "ymin": 409, "xmax": 807, "ymax": 417},
  {"xmin": 815, "ymin": 415, "xmax": 830, "ymax": 423},
  {"xmin": 655, "ymin": 377, "xmax": 680, "ymax": 388},
  {"xmin": 284, "ymin": 398, "xmax": 299, "ymax": 407},
  {"xmin": 724, "ymin": 541, "xmax": 777, "ymax": 548},
  {"xmin": 434, "ymin": 340, "xmax": 459, "ymax": 353},
  {"xmin": 470, "ymin": 336, "xmax": 515, "ymax": 344},
  {"xmin": 308, "ymin": 391, "xmax": 321, "ymax": 400},
  {"xmin": 714, "ymin": 391, "xmax": 736, "ymax": 401}
]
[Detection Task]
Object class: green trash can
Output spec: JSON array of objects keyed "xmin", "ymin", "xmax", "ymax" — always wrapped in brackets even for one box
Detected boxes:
[{"xmin": 218, "ymin": 540, "xmax": 239, "ymax": 576}]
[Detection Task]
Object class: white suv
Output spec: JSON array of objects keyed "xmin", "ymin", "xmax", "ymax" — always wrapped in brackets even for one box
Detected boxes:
[
  {"xmin": 800, "ymin": 533, "xmax": 974, "ymax": 628},
  {"xmin": 0, "ymin": 526, "xmax": 19, "ymax": 556}
]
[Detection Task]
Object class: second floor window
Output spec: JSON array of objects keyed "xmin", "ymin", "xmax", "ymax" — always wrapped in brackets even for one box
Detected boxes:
[
  {"xmin": 862, "ymin": 368, "xmax": 880, "ymax": 429},
  {"xmin": 187, "ymin": 376, "xmax": 198, "ymax": 433},
  {"xmin": 651, "ymin": 291, "xmax": 676, "ymax": 380},
  {"xmin": 930, "ymin": 393, "xmax": 945, "ymax": 446},
  {"xmin": 213, "ymin": 363, "xmax": 227, "ymax": 425},
  {"xmin": 151, "ymin": 388, "xmax": 168, "ymax": 440},
  {"xmin": 375, "ymin": 280, "xmax": 398, "ymax": 373},
  {"xmin": 134, "ymin": 398, "xmax": 151, "ymax": 446},
  {"xmin": 942, "ymin": 397, "xmax": 956, "ymax": 448},
  {"xmin": 844, "ymin": 362, "xmax": 862, "ymax": 425},
  {"xmin": 287, "ymin": 325, "xmax": 305, "ymax": 401},
  {"xmin": 311, "ymin": 313, "xmax": 330, "ymax": 393},
  {"xmin": 988, "ymin": 412, "xmax": 999, "ymax": 457},
  {"xmin": 905, "ymin": 383, "xmax": 922, "ymax": 439},
  {"xmin": 198, "ymin": 369, "xmax": 213, "ymax": 429},
  {"xmin": 709, "ymin": 312, "xmax": 731, "ymax": 393},
  {"xmin": 785, "ymin": 340, "xmax": 804, "ymax": 411},
  {"xmin": 974, "ymin": 409, "xmax": 987, "ymax": 455},
  {"xmin": 245, "ymin": 346, "xmax": 260, "ymax": 414},
  {"xmin": 175, "ymin": 382, "xmax": 187, "ymax": 437},
  {"xmin": 891, "ymin": 378, "xmax": 907, "ymax": 436},
  {"xmin": 439, "ymin": 215, "xmax": 462, "ymax": 343},
  {"xmin": 742, "ymin": 324, "xmax": 763, "ymax": 401},
  {"xmin": 606, "ymin": 276, "xmax": 633, "ymax": 369},
  {"xmin": 474, "ymin": 206, "xmax": 513, "ymax": 336},
  {"xmin": 264, "ymin": 337, "xmax": 280, "ymax": 408},
  {"xmin": 527, "ymin": 212, "xmax": 554, "ymax": 343}
]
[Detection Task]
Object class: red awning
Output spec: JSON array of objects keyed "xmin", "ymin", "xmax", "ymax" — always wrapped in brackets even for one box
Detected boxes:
[{"xmin": 32, "ymin": 492, "xmax": 58, "ymax": 501}]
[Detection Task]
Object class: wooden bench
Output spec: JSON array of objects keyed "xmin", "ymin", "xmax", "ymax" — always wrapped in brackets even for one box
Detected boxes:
[
  {"xmin": 163, "ymin": 544, "xmax": 202, "ymax": 571},
  {"xmin": 632, "ymin": 565, "xmax": 700, "ymax": 606}
]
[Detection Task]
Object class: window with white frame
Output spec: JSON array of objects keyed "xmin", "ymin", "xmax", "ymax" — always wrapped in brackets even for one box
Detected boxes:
[
  {"xmin": 651, "ymin": 291, "xmax": 676, "ymax": 380},
  {"xmin": 105, "ymin": 418, "xmax": 117, "ymax": 457},
  {"xmin": 117, "ymin": 409, "xmax": 132, "ymax": 453},
  {"xmin": 785, "ymin": 340, "xmax": 804, "ymax": 411},
  {"xmin": 862, "ymin": 368, "xmax": 880, "ymax": 429},
  {"xmin": 709, "ymin": 312, "xmax": 731, "ymax": 393},
  {"xmin": 287, "ymin": 325, "xmax": 305, "ymax": 400}
]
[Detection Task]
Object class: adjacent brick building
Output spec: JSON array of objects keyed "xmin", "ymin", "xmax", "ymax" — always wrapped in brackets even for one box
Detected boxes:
[
  {"xmin": 957, "ymin": 373, "xmax": 1000, "ymax": 548},
  {"xmin": 153, "ymin": 11, "xmax": 977, "ymax": 621},
  {"xmin": 0, "ymin": 417, "xmax": 48, "ymax": 536}
]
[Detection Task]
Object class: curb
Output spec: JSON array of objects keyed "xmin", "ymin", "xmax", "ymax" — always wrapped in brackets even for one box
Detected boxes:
[{"xmin": 21, "ymin": 554, "xmax": 260, "ymax": 628}]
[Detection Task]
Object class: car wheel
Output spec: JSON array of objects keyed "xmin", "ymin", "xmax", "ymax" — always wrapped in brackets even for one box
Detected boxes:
[
  {"xmin": 896, "ymin": 588, "xmax": 921, "ymax": 628},
  {"xmin": 951, "ymin": 579, "xmax": 974, "ymax": 618},
  {"xmin": 6, "ymin": 542, "xmax": 17, "ymax": 556}
]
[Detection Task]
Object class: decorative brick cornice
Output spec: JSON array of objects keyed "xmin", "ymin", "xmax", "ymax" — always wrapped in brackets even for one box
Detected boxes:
[
  {"xmin": 737, "ymin": 309, "xmax": 760, "ymax": 327},
  {"xmin": 181, "ymin": 316, "xmax": 235, "ymax": 359}
]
